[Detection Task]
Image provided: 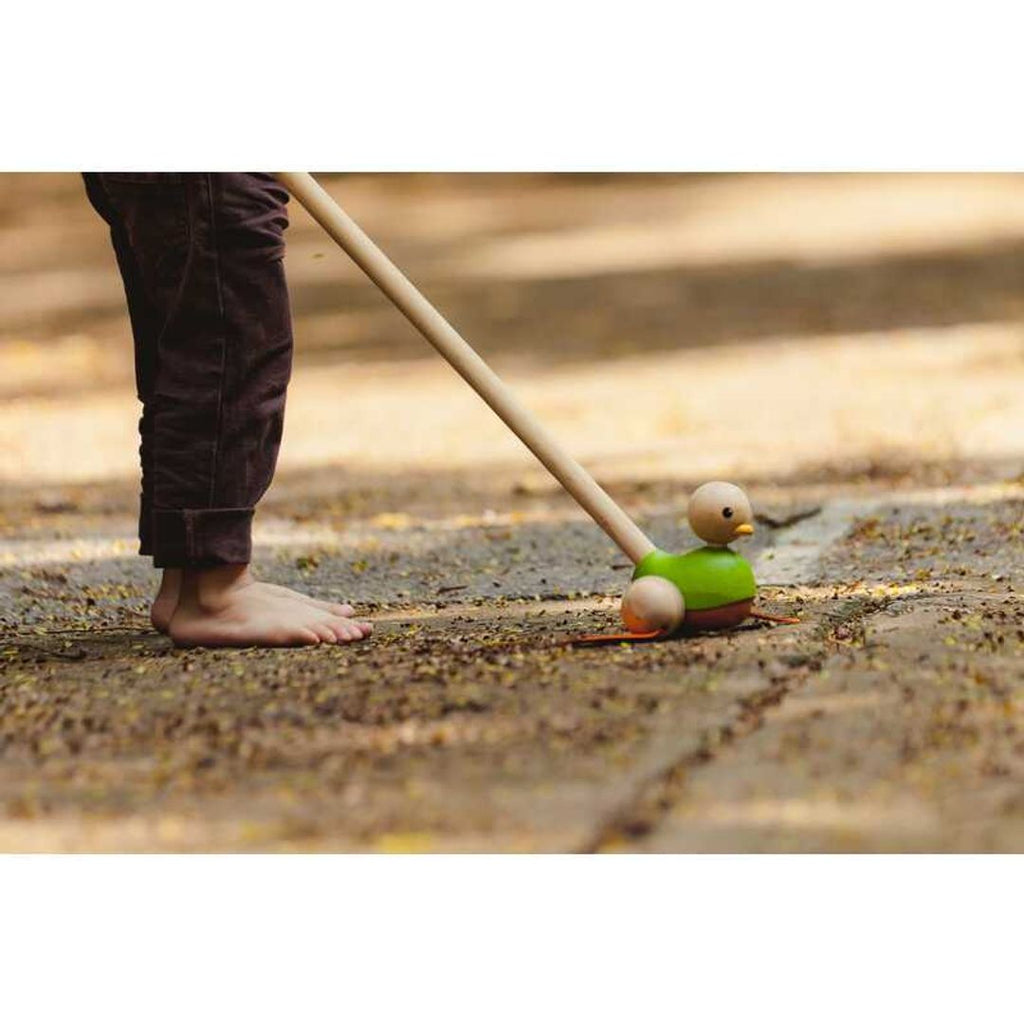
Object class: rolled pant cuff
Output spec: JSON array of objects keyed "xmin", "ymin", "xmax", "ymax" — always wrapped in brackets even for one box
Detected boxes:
[{"xmin": 152, "ymin": 507, "xmax": 255, "ymax": 568}]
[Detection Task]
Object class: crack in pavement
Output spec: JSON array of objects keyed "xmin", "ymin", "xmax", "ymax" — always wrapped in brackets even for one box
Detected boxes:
[
  {"xmin": 578, "ymin": 653, "xmax": 825, "ymax": 852},
  {"xmin": 578, "ymin": 498, "xmax": 905, "ymax": 852}
]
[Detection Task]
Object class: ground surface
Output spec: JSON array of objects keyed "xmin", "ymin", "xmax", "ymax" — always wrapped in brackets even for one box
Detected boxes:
[{"xmin": 0, "ymin": 172, "xmax": 1021, "ymax": 851}]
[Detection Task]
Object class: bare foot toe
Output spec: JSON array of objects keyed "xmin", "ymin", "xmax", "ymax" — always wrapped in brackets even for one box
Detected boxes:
[
  {"xmin": 324, "ymin": 602, "xmax": 356, "ymax": 617},
  {"xmin": 325, "ymin": 614, "xmax": 373, "ymax": 643},
  {"xmin": 335, "ymin": 620, "xmax": 362, "ymax": 642}
]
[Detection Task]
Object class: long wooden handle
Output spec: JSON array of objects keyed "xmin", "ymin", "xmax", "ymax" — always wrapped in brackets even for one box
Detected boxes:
[{"xmin": 276, "ymin": 171, "xmax": 657, "ymax": 565}]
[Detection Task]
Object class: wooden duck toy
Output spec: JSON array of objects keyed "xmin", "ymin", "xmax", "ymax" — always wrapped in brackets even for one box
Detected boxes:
[{"xmin": 619, "ymin": 482, "xmax": 761, "ymax": 636}]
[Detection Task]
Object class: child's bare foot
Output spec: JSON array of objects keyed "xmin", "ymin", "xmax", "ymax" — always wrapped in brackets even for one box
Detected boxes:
[
  {"xmin": 167, "ymin": 565, "xmax": 373, "ymax": 648},
  {"xmin": 150, "ymin": 567, "xmax": 358, "ymax": 635}
]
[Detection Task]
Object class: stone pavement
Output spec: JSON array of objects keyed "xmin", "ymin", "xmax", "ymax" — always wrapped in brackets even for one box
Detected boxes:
[{"xmin": 0, "ymin": 478, "xmax": 1019, "ymax": 852}]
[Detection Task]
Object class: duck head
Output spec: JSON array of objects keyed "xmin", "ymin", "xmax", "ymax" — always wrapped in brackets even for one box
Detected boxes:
[{"xmin": 687, "ymin": 481, "xmax": 754, "ymax": 546}]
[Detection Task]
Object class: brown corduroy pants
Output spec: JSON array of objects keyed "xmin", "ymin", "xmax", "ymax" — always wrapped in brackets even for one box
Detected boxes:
[{"xmin": 83, "ymin": 173, "xmax": 293, "ymax": 568}]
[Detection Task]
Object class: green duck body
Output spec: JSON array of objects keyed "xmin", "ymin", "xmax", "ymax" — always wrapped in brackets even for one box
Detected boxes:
[{"xmin": 633, "ymin": 545, "xmax": 756, "ymax": 630}]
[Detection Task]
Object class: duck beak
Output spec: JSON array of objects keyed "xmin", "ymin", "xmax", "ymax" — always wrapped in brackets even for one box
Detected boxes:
[{"xmin": 734, "ymin": 523, "xmax": 755, "ymax": 537}]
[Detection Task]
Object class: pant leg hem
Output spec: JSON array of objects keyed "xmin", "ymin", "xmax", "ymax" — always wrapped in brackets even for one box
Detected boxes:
[{"xmin": 152, "ymin": 507, "xmax": 254, "ymax": 568}]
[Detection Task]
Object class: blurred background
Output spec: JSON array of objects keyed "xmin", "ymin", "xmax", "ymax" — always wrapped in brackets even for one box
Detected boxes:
[{"xmin": 1, "ymin": 173, "xmax": 1022, "ymax": 529}]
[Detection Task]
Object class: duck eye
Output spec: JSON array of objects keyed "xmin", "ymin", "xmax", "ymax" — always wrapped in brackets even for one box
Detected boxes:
[{"xmin": 722, "ymin": 507, "xmax": 734, "ymax": 519}]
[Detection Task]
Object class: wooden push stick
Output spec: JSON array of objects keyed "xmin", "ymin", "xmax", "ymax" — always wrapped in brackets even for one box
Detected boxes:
[{"xmin": 276, "ymin": 171, "xmax": 657, "ymax": 565}]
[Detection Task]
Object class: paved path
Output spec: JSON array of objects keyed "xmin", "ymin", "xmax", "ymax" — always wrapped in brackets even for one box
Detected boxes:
[{"xmin": 0, "ymin": 482, "xmax": 1019, "ymax": 851}]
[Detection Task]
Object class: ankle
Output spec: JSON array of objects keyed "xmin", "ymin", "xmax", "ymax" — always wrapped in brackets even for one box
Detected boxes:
[
  {"xmin": 156, "ymin": 567, "xmax": 183, "ymax": 596},
  {"xmin": 179, "ymin": 564, "xmax": 254, "ymax": 612}
]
